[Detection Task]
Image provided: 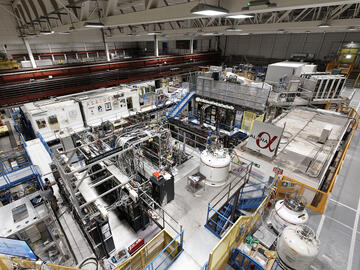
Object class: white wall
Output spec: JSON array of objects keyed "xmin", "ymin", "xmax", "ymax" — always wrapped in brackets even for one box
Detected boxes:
[
  {"xmin": 161, "ymin": 39, "xmax": 216, "ymax": 55},
  {"xmin": 2, "ymin": 34, "xmax": 216, "ymax": 59},
  {"xmin": 136, "ymin": 38, "xmax": 217, "ymax": 55},
  {"xmin": 220, "ymin": 32, "xmax": 360, "ymax": 60}
]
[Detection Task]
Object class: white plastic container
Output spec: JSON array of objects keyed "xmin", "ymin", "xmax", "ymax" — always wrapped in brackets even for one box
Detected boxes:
[
  {"xmin": 200, "ymin": 148, "xmax": 231, "ymax": 186},
  {"xmin": 277, "ymin": 225, "xmax": 320, "ymax": 270}
]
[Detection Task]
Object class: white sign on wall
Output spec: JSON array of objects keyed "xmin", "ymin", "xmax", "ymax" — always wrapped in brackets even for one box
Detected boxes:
[{"xmin": 246, "ymin": 121, "xmax": 283, "ymax": 158}]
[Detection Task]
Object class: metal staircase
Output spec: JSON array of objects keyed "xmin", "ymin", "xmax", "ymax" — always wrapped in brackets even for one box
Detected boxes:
[
  {"xmin": 216, "ymin": 203, "xmax": 233, "ymax": 234},
  {"xmin": 237, "ymin": 196, "xmax": 266, "ymax": 210},
  {"xmin": 166, "ymin": 92, "xmax": 195, "ymax": 119}
]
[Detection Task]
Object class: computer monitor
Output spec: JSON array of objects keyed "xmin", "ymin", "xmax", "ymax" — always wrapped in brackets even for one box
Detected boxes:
[{"xmin": 0, "ymin": 237, "xmax": 37, "ymax": 260}]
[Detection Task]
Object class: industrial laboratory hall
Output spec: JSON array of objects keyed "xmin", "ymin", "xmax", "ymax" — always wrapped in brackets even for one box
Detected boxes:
[{"xmin": 0, "ymin": 0, "xmax": 360, "ymax": 269}]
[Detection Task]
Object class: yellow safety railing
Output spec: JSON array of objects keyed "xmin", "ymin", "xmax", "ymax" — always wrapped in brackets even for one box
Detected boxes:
[
  {"xmin": 329, "ymin": 106, "xmax": 359, "ymax": 192},
  {"xmin": 241, "ymin": 112, "xmax": 264, "ymax": 132},
  {"xmin": 115, "ymin": 229, "xmax": 181, "ymax": 270},
  {"xmin": 276, "ymin": 176, "xmax": 329, "ymax": 213},
  {"xmin": 275, "ymin": 105, "xmax": 360, "ymax": 214},
  {"xmin": 0, "ymin": 230, "xmax": 180, "ymax": 270},
  {"xmin": 207, "ymin": 192, "xmax": 273, "ymax": 270}
]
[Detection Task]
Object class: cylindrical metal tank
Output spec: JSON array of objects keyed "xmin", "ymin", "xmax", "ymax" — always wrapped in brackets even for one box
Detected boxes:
[
  {"xmin": 277, "ymin": 225, "xmax": 320, "ymax": 270},
  {"xmin": 270, "ymin": 197, "xmax": 309, "ymax": 233},
  {"xmin": 200, "ymin": 148, "xmax": 231, "ymax": 186}
]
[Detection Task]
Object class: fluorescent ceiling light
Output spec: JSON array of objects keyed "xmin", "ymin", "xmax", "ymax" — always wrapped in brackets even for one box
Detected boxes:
[
  {"xmin": 226, "ymin": 27, "xmax": 243, "ymax": 32},
  {"xmin": 201, "ymin": 32, "xmax": 216, "ymax": 36},
  {"xmin": 84, "ymin": 22, "xmax": 104, "ymax": 28},
  {"xmin": 227, "ymin": 14, "xmax": 253, "ymax": 19},
  {"xmin": 247, "ymin": 0, "xmax": 276, "ymax": 7},
  {"xmin": 191, "ymin": 3, "xmax": 229, "ymax": 16},
  {"xmin": 318, "ymin": 22, "xmax": 330, "ymax": 28},
  {"xmin": 40, "ymin": 30, "xmax": 54, "ymax": 35},
  {"xmin": 147, "ymin": 31, "xmax": 161, "ymax": 35}
]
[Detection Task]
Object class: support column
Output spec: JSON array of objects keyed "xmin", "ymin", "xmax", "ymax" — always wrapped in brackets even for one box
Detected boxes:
[
  {"xmin": 23, "ymin": 39, "xmax": 37, "ymax": 68},
  {"xmin": 105, "ymin": 42, "xmax": 110, "ymax": 62},
  {"xmin": 154, "ymin": 35, "xmax": 159, "ymax": 57},
  {"xmin": 2, "ymin": 44, "xmax": 9, "ymax": 58},
  {"xmin": 84, "ymin": 43, "xmax": 89, "ymax": 58},
  {"xmin": 48, "ymin": 44, "xmax": 55, "ymax": 63},
  {"xmin": 190, "ymin": 39, "xmax": 194, "ymax": 54},
  {"xmin": 100, "ymin": 28, "xmax": 110, "ymax": 62},
  {"xmin": 2, "ymin": 44, "xmax": 7, "ymax": 54}
]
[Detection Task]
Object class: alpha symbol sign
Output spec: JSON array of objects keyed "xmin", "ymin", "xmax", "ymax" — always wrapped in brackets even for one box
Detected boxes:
[{"xmin": 246, "ymin": 121, "xmax": 283, "ymax": 157}]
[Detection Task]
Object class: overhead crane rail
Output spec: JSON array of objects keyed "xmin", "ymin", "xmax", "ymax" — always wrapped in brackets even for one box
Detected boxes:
[
  {"xmin": 0, "ymin": 53, "xmax": 219, "ymax": 106},
  {"xmin": 0, "ymin": 53, "xmax": 219, "ymax": 84}
]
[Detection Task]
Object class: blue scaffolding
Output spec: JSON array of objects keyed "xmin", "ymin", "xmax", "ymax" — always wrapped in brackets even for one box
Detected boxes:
[
  {"xmin": 0, "ymin": 132, "xmax": 43, "ymax": 191},
  {"xmin": 187, "ymin": 111, "xmax": 248, "ymax": 141},
  {"xmin": 230, "ymin": 248, "xmax": 280, "ymax": 270},
  {"xmin": 143, "ymin": 230, "xmax": 184, "ymax": 270},
  {"xmin": 205, "ymin": 167, "xmax": 268, "ymax": 239},
  {"xmin": 0, "ymin": 151, "xmax": 43, "ymax": 191}
]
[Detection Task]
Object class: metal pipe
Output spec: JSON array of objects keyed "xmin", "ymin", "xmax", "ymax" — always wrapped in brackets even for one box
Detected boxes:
[
  {"xmin": 88, "ymin": 175, "xmax": 115, "ymax": 189},
  {"xmin": 80, "ymin": 183, "xmax": 127, "ymax": 209}
]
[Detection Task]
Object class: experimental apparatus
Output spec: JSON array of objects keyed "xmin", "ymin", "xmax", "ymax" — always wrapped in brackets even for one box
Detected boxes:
[{"xmin": 0, "ymin": 60, "xmax": 359, "ymax": 270}]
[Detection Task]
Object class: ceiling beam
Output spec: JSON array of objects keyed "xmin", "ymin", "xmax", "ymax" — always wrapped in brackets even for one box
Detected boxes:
[
  {"xmin": 80, "ymin": 0, "xmax": 90, "ymax": 20},
  {"xmin": 105, "ymin": 0, "xmax": 118, "ymax": 16},
  {"xmin": 52, "ymin": 0, "xmax": 360, "ymax": 32},
  {"xmin": 104, "ymin": 18, "xmax": 360, "ymax": 39}
]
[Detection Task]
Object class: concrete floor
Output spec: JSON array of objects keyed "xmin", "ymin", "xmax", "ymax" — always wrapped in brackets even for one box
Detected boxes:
[
  {"xmin": 165, "ymin": 171, "xmax": 226, "ymax": 269},
  {"xmin": 305, "ymin": 88, "xmax": 360, "ymax": 270},
  {"xmin": 165, "ymin": 159, "xmax": 245, "ymax": 269},
  {"xmin": 0, "ymin": 135, "xmax": 12, "ymax": 152}
]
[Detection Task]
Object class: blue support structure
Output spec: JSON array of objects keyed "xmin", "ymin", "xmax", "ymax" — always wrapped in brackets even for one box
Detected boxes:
[
  {"xmin": 0, "ymin": 160, "xmax": 43, "ymax": 191},
  {"xmin": 201, "ymin": 262, "xmax": 208, "ymax": 270},
  {"xmin": 10, "ymin": 108, "xmax": 36, "ymax": 140},
  {"xmin": 205, "ymin": 205, "xmax": 234, "ymax": 239},
  {"xmin": 165, "ymin": 92, "xmax": 195, "ymax": 119},
  {"xmin": 231, "ymin": 248, "xmax": 280, "ymax": 270},
  {"xmin": 216, "ymin": 203, "xmax": 233, "ymax": 234},
  {"xmin": 0, "ymin": 134, "xmax": 44, "ymax": 191},
  {"xmin": 37, "ymin": 131, "xmax": 53, "ymax": 158},
  {"xmin": 143, "ymin": 230, "xmax": 184, "ymax": 270},
  {"xmin": 187, "ymin": 111, "xmax": 248, "ymax": 141},
  {"xmin": 237, "ymin": 196, "xmax": 266, "ymax": 210},
  {"xmin": 205, "ymin": 180, "xmax": 267, "ymax": 238}
]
